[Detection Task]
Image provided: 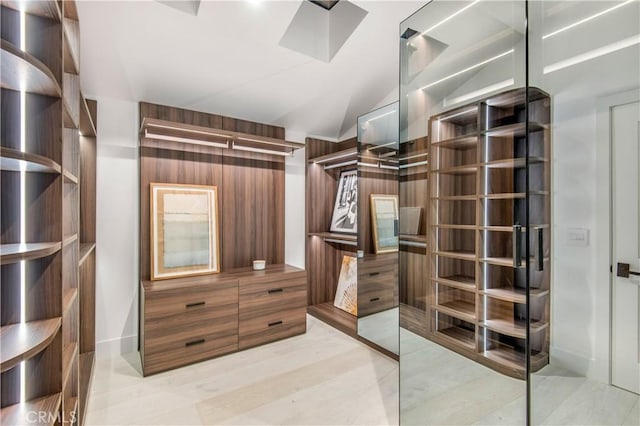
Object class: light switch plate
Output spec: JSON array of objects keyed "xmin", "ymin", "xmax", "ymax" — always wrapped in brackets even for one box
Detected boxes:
[{"xmin": 566, "ymin": 227, "xmax": 589, "ymax": 246}]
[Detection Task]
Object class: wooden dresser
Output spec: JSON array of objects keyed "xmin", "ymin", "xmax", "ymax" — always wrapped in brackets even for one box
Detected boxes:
[
  {"xmin": 357, "ymin": 253, "xmax": 398, "ymax": 317},
  {"xmin": 140, "ymin": 264, "xmax": 306, "ymax": 376}
]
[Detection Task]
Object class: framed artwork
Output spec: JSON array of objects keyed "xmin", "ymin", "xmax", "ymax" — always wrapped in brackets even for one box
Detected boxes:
[
  {"xmin": 150, "ymin": 183, "xmax": 220, "ymax": 280},
  {"xmin": 399, "ymin": 207, "xmax": 422, "ymax": 235},
  {"xmin": 330, "ymin": 169, "xmax": 358, "ymax": 234},
  {"xmin": 370, "ymin": 194, "xmax": 399, "ymax": 254},
  {"xmin": 333, "ymin": 255, "xmax": 357, "ymax": 316}
]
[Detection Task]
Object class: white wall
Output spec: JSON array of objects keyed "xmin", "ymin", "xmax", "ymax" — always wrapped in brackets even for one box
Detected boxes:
[
  {"xmin": 94, "ymin": 105, "xmax": 307, "ymax": 358},
  {"xmin": 95, "ymin": 97, "xmax": 140, "ymax": 358},
  {"xmin": 285, "ymin": 130, "xmax": 307, "ymax": 269}
]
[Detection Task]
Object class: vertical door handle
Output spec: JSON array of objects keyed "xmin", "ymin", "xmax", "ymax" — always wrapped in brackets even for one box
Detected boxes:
[
  {"xmin": 534, "ymin": 227, "xmax": 544, "ymax": 271},
  {"xmin": 513, "ymin": 225, "xmax": 522, "ymax": 268}
]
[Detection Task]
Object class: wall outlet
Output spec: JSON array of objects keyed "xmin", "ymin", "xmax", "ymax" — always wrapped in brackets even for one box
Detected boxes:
[{"xmin": 566, "ymin": 227, "xmax": 589, "ymax": 246}]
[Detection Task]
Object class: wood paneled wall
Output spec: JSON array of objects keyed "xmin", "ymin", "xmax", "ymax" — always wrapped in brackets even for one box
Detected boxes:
[{"xmin": 139, "ymin": 103, "xmax": 286, "ymax": 280}]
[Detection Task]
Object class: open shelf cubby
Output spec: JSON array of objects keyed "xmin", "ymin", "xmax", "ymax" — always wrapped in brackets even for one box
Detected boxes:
[{"xmin": 420, "ymin": 87, "xmax": 551, "ymax": 379}]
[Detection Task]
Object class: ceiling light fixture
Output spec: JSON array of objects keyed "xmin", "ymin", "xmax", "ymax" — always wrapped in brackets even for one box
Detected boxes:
[
  {"xmin": 542, "ymin": 0, "xmax": 634, "ymax": 40},
  {"xmin": 420, "ymin": 49, "xmax": 514, "ymax": 90},
  {"xmin": 543, "ymin": 34, "xmax": 640, "ymax": 74},
  {"xmin": 421, "ymin": 0, "xmax": 481, "ymax": 36}
]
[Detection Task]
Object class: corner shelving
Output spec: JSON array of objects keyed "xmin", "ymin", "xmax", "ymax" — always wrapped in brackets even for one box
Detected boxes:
[
  {"xmin": 1, "ymin": 1, "xmax": 96, "ymax": 423},
  {"xmin": 0, "ymin": 39, "xmax": 62, "ymax": 97},
  {"xmin": 0, "ymin": 393, "xmax": 62, "ymax": 426},
  {"xmin": 0, "ymin": 242, "xmax": 62, "ymax": 265},
  {"xmin": 306, "ymin": 137, "xmax": 359, "ymax": 336},
  {"xmin": 0, "ymin": 147, "xmax": 62, "ymax": 173},
  {"xmin": 0, "ymin": 318, "xmax": 62, "ymax": 372}
]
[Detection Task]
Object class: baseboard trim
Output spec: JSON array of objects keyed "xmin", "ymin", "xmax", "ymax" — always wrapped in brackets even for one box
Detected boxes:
[
  {"xmin": 550, "ymin": 345, "xmax": 607, "ymax": 382},
  {"xmin": 96, "ymin": 334, "xmax": 138, "ymax": 359}
]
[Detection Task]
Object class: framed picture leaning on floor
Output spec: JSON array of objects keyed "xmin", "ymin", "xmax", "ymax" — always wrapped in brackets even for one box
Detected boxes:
[{"xmin": 329, "ymin": 169, "xmax": 358, "ymax": 234}]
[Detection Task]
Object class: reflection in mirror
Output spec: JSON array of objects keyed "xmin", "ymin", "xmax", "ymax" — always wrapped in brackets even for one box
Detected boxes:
[
  {"xmin": 356, "ymin": 102, "xmax": 400, "ymax": 356},
  {"xmin": 399, "ymin": 2, "xmax": 529, "ymax": 424},
  {"xmin": 529, "ymin": 1, "xmax": 640, "ymax": 424}
]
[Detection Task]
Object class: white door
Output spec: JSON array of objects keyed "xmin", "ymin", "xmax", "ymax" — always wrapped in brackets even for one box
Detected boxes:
[{"xmin": 612, "ymin": 99, "xmax": 640, "ymax": 395}]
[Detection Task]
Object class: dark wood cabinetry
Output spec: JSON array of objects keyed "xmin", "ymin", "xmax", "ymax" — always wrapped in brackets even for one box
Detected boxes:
[
  {"xmin": 138, "ymin": 104, "xmax": 306, "ymax": 376},
  {"xmin": 140, "ymin": 265, "xmax": 306, "ymax": 376},
  {"xmin": 357, "ymin": 254, "xmax": 398, "ymax": 317}
]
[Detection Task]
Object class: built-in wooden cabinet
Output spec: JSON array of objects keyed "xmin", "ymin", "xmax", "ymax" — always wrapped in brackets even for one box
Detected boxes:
[
  {"xmin": 0, "ymin": 1, "xmax": 97, "ymax": 423},
  {"xmin": 138, "ymin": 103, "xmax": 307, "ymax": 375},
  {"xmin": 426, "ymin": 87, "xmax": 551, "ymax": 379},
  {"xmin": 305, "ymin": 136, "xmax": 398, "ymax": 357}
]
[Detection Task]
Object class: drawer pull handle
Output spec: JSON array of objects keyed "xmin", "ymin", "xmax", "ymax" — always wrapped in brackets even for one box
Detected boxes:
[
  {"xmin": 370, "ymin": 297, "xmax": 380, "ymax": 302},
  {"xmin": 185, "ymin": 339, "xmax": 205, "ymax": 347},
  {"xmin": 268, "ymin": 288, "xmax": 284, "ymax": 294},
  {"xmin": 369, "ymin": 272, "xmax": 380, "ymax": 276},
  {"xmin": 268, "ymin": 320, "xmax": 283, "ymax": 327},
  {"xmin": 186, "ymin": 301, "xmax": 205, "ymax": 308}
]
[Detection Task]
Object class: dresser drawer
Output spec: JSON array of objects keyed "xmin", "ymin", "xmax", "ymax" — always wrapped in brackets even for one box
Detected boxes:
[
  {"xmin": 238, "ymin": 306, "xmax": 306, "ymax": 350},
  {"xmin": 357, "ymin": 289, "xmax": 395, "ymax": 317},
  {"xmin": 144, "ymin": 302, "xmax": 238, "ymax": 346},
  {"xmin": 240, "ymin": 283, "xmax": 306, "ymax": 320},
  {"xmin": 144, "ymin": 279, "xmax": 238, "ymax": 321},
  {"xmin": 358, "ymin": 255, "xmax": 397, "ymax": 317},
  {"xmin": 143, "ymin": 332, "xmax": 238, "ymax": 376},
  {"xmin": 239, "ymin": 271, "xmax": 306, "ymax": 297}
]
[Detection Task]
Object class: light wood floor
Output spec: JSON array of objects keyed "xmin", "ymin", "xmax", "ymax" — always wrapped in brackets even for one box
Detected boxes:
[
  {"xmin": 86, "ymin": 318, "xmax": 638, "ymax": 426},
  {"xmin": 86, "ymin": 316, "xmax": 399, "ymax": 425},
  {"xmin": 400, "ymin": 329, "xmax": 640, "ymax": 426}
]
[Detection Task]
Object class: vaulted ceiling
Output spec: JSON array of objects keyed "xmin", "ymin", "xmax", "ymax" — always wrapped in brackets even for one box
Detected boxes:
[{"xmin": 77, "ymin": 0, "xmax": 424, "ymax": 140}]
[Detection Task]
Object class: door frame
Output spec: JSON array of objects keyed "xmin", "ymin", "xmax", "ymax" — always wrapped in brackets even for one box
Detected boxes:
[{"xmin": 595, "ymin": 88, "xmax": 640, "ymax": 384}]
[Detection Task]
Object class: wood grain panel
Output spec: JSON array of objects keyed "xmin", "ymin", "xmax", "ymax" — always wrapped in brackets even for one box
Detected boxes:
[
  {"xmin": 238, "ymin": 307, "xmax": 306, "ymax": 350},
  {"xmin": 399, "ymin": 248, "xmax": 428, "ymax": 310},
  {"xmin": 400, "ymin": 303, "xmax": 428, "ymax": 338},
  {"xmin": 78, "ymin": 250, "xmax": 94, "ymax": 353},
  {"xmin": 140, "ymin": 102, "xmax": 287, "ymax": 278},
  {"xmin": 357, "ymin": 254, "xmax": 397, "ymax": 317},
  {"xmin": 139, "ymin": 146, "xmax": 224, "ymax": 280},
  {"xmin": 1, "ymin": 366, "xmax": 20, "ymax": 407},
  {"xmin": 143, "ymin": 334, "xmax": 238, "ymax": 376},
  {"xmin": 307, "ymin": 302, "xmax": 357, "ymax": 335},
  {"xmin": 221, "ymin": 152, "xmax": 285, "ymax": 270},
  {"xmin": 143, "ymin": 279, "xmax": 237, "ymax": 320},
  {"xmin": 79, "ymin": 136, "xmax": 96, "ymax": 244},
  {"xmin": 1, "ymin": 171, "xmax": 20, "ymax": 245},
  {"xmin": 25, "ymin": 252, "xmax": 63, "ymax": 321},
  {"xmin": 24, "ymin": 329, "xmax": 61, "ymax": 401},
  {"xmin": 26, "ymin": 12, "xmax": 63, "ymax": 86}
]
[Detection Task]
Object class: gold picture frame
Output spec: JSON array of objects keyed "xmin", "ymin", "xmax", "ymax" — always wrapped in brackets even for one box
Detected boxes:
[
  {"xmin": 150, "ymin": 183, "xmax": 220, "ymax": 280},
  {"xmin": 370, "ymin": 194, "xmax": 399, "ymax": 254}
]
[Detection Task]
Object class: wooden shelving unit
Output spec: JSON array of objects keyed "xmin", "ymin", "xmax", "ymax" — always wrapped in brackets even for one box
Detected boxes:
[
  {"xmin": 306, "ymin": 137, "xmax": 360, "ymax": 336},
  {"xmin": 0, "ymin": 1, "xmax": 96, "ymax": 424},
  {"xmin": 424, "ymin": 87, "xmax": 551, "ymax": 379}
]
